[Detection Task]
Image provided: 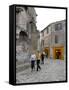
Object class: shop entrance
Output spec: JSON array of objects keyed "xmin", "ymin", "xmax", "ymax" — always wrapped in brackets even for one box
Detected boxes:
[
  {"xmin": 53, "ymin": 47, "xmax": 64, "ymax": 60},
  {"xmin": 55, "ymin": 49, "xmax": 61, "ymax": 59}
]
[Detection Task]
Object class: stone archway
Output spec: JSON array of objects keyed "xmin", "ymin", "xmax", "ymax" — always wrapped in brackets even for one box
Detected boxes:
[{"xmin": 19, "ymin": 31, "xmax": 28, "ymax": 41}]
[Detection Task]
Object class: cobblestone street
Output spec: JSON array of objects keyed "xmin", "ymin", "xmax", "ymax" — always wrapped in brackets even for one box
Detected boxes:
[{"xmin": 16, "ymin": 59, "xmax": 66, "ymax": 84}]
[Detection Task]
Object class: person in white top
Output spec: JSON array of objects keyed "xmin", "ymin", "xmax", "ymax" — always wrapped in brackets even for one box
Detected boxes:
[{"xmin": 30, "ymin": 53, "xmax": 36, "ymax": 71}]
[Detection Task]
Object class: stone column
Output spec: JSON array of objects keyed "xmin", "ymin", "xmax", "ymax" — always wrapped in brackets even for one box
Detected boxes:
[{"xmin": 50, "ymin": 47, "xmax": 53, "ymax": 59}]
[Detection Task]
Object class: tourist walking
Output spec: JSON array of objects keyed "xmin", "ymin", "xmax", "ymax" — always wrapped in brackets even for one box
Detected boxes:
[
  {"xmin": 30, "ymin": 53, "xmax": 36, "ymax": 71},
  {"xmin": 36, "ymin": 51, "xmax": 41, "ymax": 71}
]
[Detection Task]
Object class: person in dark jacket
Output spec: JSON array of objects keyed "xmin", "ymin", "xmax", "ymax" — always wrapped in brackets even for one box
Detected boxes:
[{"xmin": 41, "ymin": 52, "xmax": 44, "ymax": 64}]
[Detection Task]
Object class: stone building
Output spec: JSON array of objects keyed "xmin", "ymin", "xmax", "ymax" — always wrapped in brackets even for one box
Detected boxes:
[
  {"xmin": 16, "ymin": 6, "xmax": 39, "ymax": 62},
  {"xmin": 40, "ymin": 20, "xmax": 66, "ymax": 60}
]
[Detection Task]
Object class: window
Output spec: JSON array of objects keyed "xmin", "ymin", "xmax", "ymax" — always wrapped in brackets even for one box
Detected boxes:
[
  {"xmin": 43, "ymin": 32, "xmax": 44, "ymax": 36},
  {"xmin": 41, "ymin": 40, "xmax": 44, "ymax": 47},
  {"xmin": 55, "ymin": 23, "xmax": 62, "ymax": 31},
  {"xmin": 47, "ymin": 27, "xmax": 49, "ymax": 34},
  {"xmin": 41, "ymin": 31, "xmax": 44, "ymax": 37},
  {"xmin": 30, "ymin": 22, "xmax": 35, "ymax": 33},
  {"xmin": 55, "ymin": 35, "xmax": 58, "ymax": 43}
]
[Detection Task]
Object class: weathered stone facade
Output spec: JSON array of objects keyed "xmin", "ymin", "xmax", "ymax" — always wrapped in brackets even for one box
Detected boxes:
[
  {"xmin": 16, "ymin": 6, "xmax": 39, "ymax": 62},
  {"xmin": 40, "ymin": 20, "xmax": 66, "ymax": 60}
]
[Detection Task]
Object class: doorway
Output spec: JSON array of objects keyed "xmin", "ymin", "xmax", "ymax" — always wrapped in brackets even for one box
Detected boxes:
[
  {"xmin": 55, "ymin": 49, "xmax": 61, "ymax": 59},
  {"xmin": 53, "ymin": 47, "xmax": 64, "ymax": 60}
]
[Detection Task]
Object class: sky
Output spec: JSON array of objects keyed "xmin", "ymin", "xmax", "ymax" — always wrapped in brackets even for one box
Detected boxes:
[{"xmin": 35, "ymin": 8, "xmax": 66, "ymax": 31}]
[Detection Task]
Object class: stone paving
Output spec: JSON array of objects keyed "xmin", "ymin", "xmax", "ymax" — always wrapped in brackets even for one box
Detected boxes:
[{"xmin": 16, "ymin": 59, "xmax": 66, "ymax": 84}]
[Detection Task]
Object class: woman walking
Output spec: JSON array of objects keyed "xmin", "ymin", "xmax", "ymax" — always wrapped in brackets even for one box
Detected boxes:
[
  {"xmin": 36, "ymin": 51, "xmax": 41, "ymax": 71},
  {"xmin": 30, "ymin": 52, "xmax": 36, "ymax": 71}
]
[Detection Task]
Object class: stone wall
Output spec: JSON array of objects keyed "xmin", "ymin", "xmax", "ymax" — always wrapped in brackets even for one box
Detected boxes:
[{"xmin": 16, "ymin": 6, "xmax": 39, "ymax": 62}]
